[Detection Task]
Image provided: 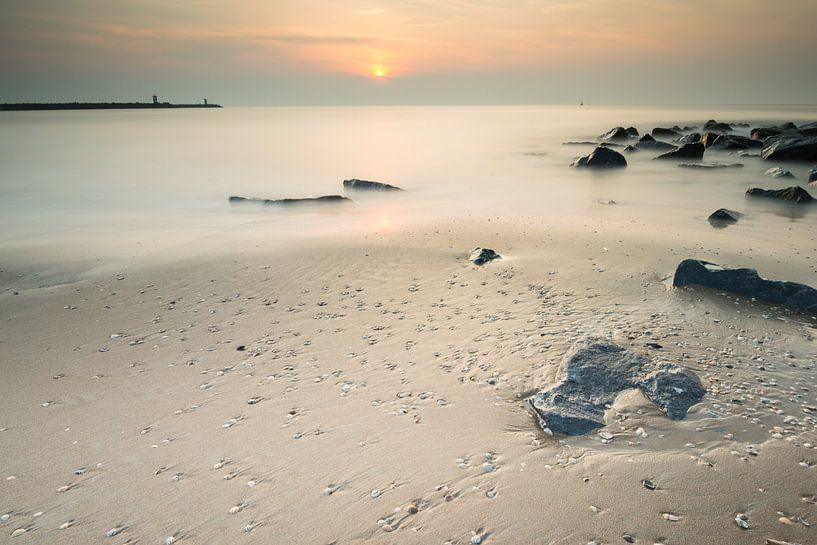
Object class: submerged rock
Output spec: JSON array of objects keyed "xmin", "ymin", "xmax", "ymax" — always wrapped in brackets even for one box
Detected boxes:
[
  {"xmin": 673, "ymin": 259, "xmax": 817, "ymax": 314},
  {"xmin": 655, "ymin": 143, "xmax": 705, "ymax": 160},
  {"xmin": 570, "ymin": 146, "xmax": 627, "ymax": 169},
  {"xmin": 676, "ymin": 132, "xmax": 701, "ymax": 144},
  {"xmin": 764, "ymin": 167, "xmax": 794, "ymax": 178},
  {"xmin": 678, "ymin": 162, "xmax": 742, "ymax": 169},
  {"xmin": 526, "ymin": 339, "xmax": 704, "ymax": 436},
  {"xmin": 761, "ymin": 136, "xmax": 817, "ymax": 161},
  {"xmin": 652, "ymin": 127, "xmax": 680, "ymax": 138},
  {"xmin": 700, "ymin": 132, "xmax": 721, "ymax": 148},
  {"xmin": 746, "ymin": 186, "xmax": 814, "ymax": 204},
  {"xmin": 625, "ymin": 126, "xmax": 639, "ymax": 137},
  {"xmin": 636, "ymin": 134, "xmax": 675, "ymax": 151},
  {"xmin": 469, "ymin": 248, "xmax": 501, "ymax": 265},
  {"xmin": 598, "ymin": 127, "xmax": 631, "ymax": 141},
  {"xmin": 703, "ymin": 119, "xmax": 733, "ymax": 132},
  {"xmin": 809, "ymin": 167, "xmax": 817, "ymax": 183},
  {"xmin": 711, "ymin": 134, "xmax": 762, "ymax": 150},
  {"xmin": 228, "ymin": 195, "xmax": 351, "ymax": 205},
  {"xmin": 708, "ymin": 208, "xmax": 741, "ymax": 227},
  {"xmin": 343, "ymin": 178, "xmax": 403, "ymax": 191}
]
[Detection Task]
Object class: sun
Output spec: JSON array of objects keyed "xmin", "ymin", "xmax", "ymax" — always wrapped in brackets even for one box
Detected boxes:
[{"xmin": 372, "ymin": 65, "xmax": 388, "ymax": 78}]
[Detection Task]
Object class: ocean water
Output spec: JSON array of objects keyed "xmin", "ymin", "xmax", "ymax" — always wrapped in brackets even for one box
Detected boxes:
[{"xmin": 1, "ymin": 105, "xmax": 816, "ymax": 273}]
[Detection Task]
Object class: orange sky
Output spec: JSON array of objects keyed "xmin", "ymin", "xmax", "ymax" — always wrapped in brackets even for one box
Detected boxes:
[{"xmin": 2, "ymin": 0, "xmax": 816, "ymax": 104}]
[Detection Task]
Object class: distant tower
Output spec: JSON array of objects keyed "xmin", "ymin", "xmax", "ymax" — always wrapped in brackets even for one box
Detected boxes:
[
  {"xmin": 152, "ymin": 94, "xmax": 158, "ymax": 105},
  {"xmin": 204, "ymin": 98, "xmax": 208, "ymax": 105}
]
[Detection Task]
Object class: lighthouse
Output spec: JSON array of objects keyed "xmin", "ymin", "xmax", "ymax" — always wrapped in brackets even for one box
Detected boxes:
[{"xmin": 152, "ymin": 94, "xmax": 158, "ymax": 105}]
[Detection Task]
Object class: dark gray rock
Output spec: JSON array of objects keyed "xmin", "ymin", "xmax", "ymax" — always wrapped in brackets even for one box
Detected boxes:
[
  {"xmin": 708, "ymin": 208, "xmax": 741, "ymax": 227},
  {"xmin": 679, "ymin": 162, "xmax": 742, "ymax": 169},
  {"xmin": 746, "ymin": 186, "xmax": 814, "ymax": 203},
  {"xmin": 526, "ymin": 339, "xmax": 705, "ymax": 436},
  {"xmin": 228, "ymin": 195, "xmax": 351, "ymax": 205},
  {"xmin": 712, "ymin": 134, "xmax": 763, "ymax": 150},
  {"xmin": 640, "ymin": 364, "xmax": 707, "ymax": 420},
  {"xmin": 623, "ymin": 145, "xmax": 637, "ymax": 153},
  {"xmin": 673, "ymin": 259, "xmax": 817, "ymax": 314},
  {"xmin": 598, "ymin": 127, "xmax": 630, "ymax": 141},
  {"xmin": 700, "ymin": 132, "xmax": 721, "ymax": 147},
  {"xmin": 764, "ymin": 167, "xmax": 794, "ymax": 179},
  {"xmin": 655, "ymin": 143, "xmax": 705, "ymax": 160},
  {"xmin": 703, "ymin": 119, "xmax": 733, "ymax": 132},
  {"xmin": 343, "ymin": 178, "xmax": 403, "ymax": 191},
  {"xmin": 570, "ymin": 146, "xmax": 627, "ymax": 169},
  {"xmin": 625, "ymin": 126, "xmax": 639, "ymax": 137},
  {"xmin": 470, "ymin": 247, "xmax": 501, "ymax": 265},
  {"xmin": 676, "ymin": 132, "xmax": 701, "ymax": 144},
  {"xmin": 636, "ymin": 134, "xmax": 675, "ymax": 151},
  {"xmin": 652, "ymin": 127, "xmax": 680, "ymax": 138},
  {"xmin": 751, "ymin": 126, "xmax": 785, "ymax": 140},
  {"xmin": 761, "ymin": 136, "xmax": 817, "ymax": 161},
  {"xmin": 809, "ymin": 167, "xmax": 817, "ymax": 183}
]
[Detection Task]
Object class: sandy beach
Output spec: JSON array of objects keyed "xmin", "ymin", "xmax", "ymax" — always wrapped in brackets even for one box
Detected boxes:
[{"xmin": 3, "ymin": 199, "xmax": 817, "ymax": 544}]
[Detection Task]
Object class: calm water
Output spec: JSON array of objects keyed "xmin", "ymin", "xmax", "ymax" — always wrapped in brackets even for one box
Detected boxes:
[{"xmin": 1, "ymin": 105, "xmax": 816, "ymax": 269}]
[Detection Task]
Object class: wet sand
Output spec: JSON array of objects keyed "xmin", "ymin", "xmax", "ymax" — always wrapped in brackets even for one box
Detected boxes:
[{"xmin": 2, "ymin": 214, "xmax": 816, "ymax": 545}]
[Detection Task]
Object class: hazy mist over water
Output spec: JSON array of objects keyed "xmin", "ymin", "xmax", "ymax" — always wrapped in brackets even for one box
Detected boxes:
[{"xmin": 2, "ymin": 105, "xmax": 817, "ymax": 273}]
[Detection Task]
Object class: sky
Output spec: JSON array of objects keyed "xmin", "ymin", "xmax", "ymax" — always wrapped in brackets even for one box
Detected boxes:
[{"xmin": 2, "ymin": 0, "xmax": 816, "ymax": 105}]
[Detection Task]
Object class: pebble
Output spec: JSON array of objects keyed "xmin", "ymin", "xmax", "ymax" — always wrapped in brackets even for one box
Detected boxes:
[
  {"xmin": 229, "ymin": 505, "xmax": 243, "ymax": 514},
  {"xmin": 371, "ymin": 489, "xmax": 381, "ymax": 499},
  {"xmin": 471, "ymin": 534, "xmax": 482, "ymax": 544},
  {"xmin": 482, "ymin": 462, "xmax": 495, "ymax": 473},
  {"xmin": 106, "ymin": 527, "xmax": 123, "ymax": 537},
  {"xmin": 165, "ymin": 537, "xmax": 176, "ymax": 545},
  {"xmin": 59, "ymin": 521, "xmax": 75, "ymax": 530},
  {"xmin": 11, "ymin": 528, "xmax": 27, "ymax": 538},
  {"xmin": 1, "ymin": 514, "xmax": 10, "ymax": 522},
  {"xmin": 735, "ymin": 514, "xmax": 749, "ymax": 529},
  {"xmin": 247, "ymin": 397, "xmax": 260, "ymax": 405},
  {"xmin": 598, "ymin": 431, "xmax": 613, "ymax": 440},
  {"xmin": 642, "ymin": 479, "xmax": 656, "ymax": 490},
  {"xmin": 662, "ymin": 512, "xmax": 680, "ymax": 522}
]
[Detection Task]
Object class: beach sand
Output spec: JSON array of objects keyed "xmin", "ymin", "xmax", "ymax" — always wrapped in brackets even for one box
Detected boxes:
[{"xmin": 2, "ymin": 213, "xmax": 816, "ymax": 545}]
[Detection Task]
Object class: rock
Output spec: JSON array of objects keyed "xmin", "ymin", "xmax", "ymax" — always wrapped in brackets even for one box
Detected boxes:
[
  {"xmin": 703, "ymin": 119, "xmax": 733, "ymax": 132},
  {"xmin": 679, "ymin": 162, "xmax": 742, "ymax": 169},
  {"xmin": 746, "ymin": 186, "xmax": 814, "ymax": 204},
  {"xmin": 764, "ymin": 167, "xmax": 794, "ymax": 178},
  {"xmin": 598, "ymin": 127, "xmax": 631, "ymax": 141},
  {"xmin": 623, "ymin": 145, "xmax": 637, "ymax": 153},
  {"xmin": 640, "ymin": 364, "xmax": 706, "ymax": 419},
  {"xmin": 751, "ymin": 127, "xmax": 785, "ymax": 140},
  {"xmin": 708, "ymin": 208, "xmax": 741, "ymax": 227},
  {"xmin": 673, "ymin": 259, "xmax": 817, "ymax": 314},
  {"xmin": 700, "ymin": 132, "xmax": 721, "ymax": 147},
  {"xmin": 676, "ymin": 132, "xmax": 701, "ymax": 144},
  {"xmin": 625, "ymin": 126, "xmax": 639, "ymax": 137},
  {"xmin": 761, "ymin": 136, "xmax": 817, "ymax": 161},
  {"xmin": 343, "ymin": 179, "xmax": 403, "ymax": 191},
  {"xmin": 711, "ymin": 134, "xmax": 762, "ymax": 150},
  {"xmin": 780, "ymin": 121, "xmax": 798, "ymax": 130},
  {"xmin": 655, "ymin": 143, "xmax": 705, "ymax": 160},
  {"xmin": 809, "ymin": 167, "xmax": 817, "ymax": 183},
  {"xmin": 636, "ymin": 134, "xmax": 675, "ymax": 151},
  {"xmin": 470, "ymin": 247, "xmax": 501, "ymax": 265},
  {"xmin": 526, "ymin": 339, "xmax": 704, "ymax": 435},
  {"xmin": 570, "ymin": 146, "xmax": 627, "ymax": 169},
  {"xmin": 652, "ymin": 127, "xmax": 679, "ymax": 138},
  {"xmin": 229, "ymin": 195, "xmax": 352, "ymax": 205}
]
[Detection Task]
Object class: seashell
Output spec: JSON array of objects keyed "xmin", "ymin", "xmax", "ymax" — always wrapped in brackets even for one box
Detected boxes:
[
  {"xmin": 382, "ymin": 524, "xmax": 394, "ymax": 532},
  {"xmin": 229, "ymin": 505, "xmax": 243, "ymax": 514},
  {"xmin": 59, "ymin": 521, "xmax": 75, "ymax": 530},
  {"xmin": 471, "ymin": 535, "xmax": 482, "ymax": 544},
  {"xmin": 106, "ymin": 527, "xmax": 123, "ymax": 537},
  {"xmin": 407, "ymin": 503, "xmax": 418, "ymax": 514},
  {"xmin": 662, "ymin": 513, "xmax": 680, "ymax": 521},
  {"xmin": 370, "ymin": 489, "xmax": 381, "ymax": 499},
  {"xmin": 11, "ymin": 528, "xmax": 27, "ymax": 538},
  {"xmin": 165, "ymin": 537, "xmax": 176, "ymax": 545}
]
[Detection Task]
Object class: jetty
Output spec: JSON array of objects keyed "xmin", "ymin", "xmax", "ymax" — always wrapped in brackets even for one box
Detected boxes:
[{"xmin": 0, "ymin": 95, "xmax": 222, "ymax": 111}]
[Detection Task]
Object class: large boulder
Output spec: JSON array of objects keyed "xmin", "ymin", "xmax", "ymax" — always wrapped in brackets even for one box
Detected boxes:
[
  {"xmin": 703, "ymin": 119, "xmax": 733, "ymax": 132},
  {"xmin": 652, "ymin": 127, "xmax": 680, "ymax": 138},
  {"xmin": 598, "ymin": 127, "xmax": 631, "ymax": 141},
  {"xmin": 700, "ymin": 132, "xmax": 721, "ymax": 147},
  {"xmin": 228, "ymin": 195, "xmax": 351, "ymax": 205},
  {"xmin": 746, "ymin": 186, "xmax": 815, "ymax": 203},
  {"xmin": 625, "ymin": 126, "xmax": 639, "ymax": 137},
  {"xmin": 761, "ymin": 136, "xmax": 817, "ymax": 161},
  {"xmin": 636, "ymin": 134, "xmax": 675, "ymax": 151},
  {"xmin": 343, "ymin": 178, "xmax": 403, "ymax": 191},
  {"xmin": 711, "ymin": 134, "xmax": 763, "ymax": 150},
  {"xmin": 570, "ymin": 146, "xmax": 627, "ymax": 169},
  {"xmin": 676, "ymin": 132, "xmax": 701, "ymax": 144},
  {"xmin": 673, "ymin": 259, "xmax": 817, "ymax": 314},
  {"xmin": 751, "ymin": 127, "xmax": 785, "ymax": 140},
  {"xmin": 526, "ymin": 339, "xmax": 704, "ymax": 435},
  {"xmin": 655, "ymin": 142, "xmax": 705, "ymax": 160},
  {"xmin": 708, "ymin": 208, "xmax": 741, "ymax": 227}
]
